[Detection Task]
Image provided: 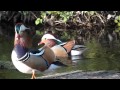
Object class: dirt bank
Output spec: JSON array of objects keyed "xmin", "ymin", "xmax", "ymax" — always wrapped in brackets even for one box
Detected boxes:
[{"xmin": 37, "ymin": 70, "xmax": 120, "ymax": 79}]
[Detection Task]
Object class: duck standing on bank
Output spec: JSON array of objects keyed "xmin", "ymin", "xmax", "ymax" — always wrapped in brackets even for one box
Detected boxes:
[{"xmin": 11, "ymin": 23, "xmax": 59, "ymax": 79}]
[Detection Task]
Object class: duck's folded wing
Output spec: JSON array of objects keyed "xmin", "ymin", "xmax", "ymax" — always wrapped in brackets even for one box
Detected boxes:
[
  {"xmin": 62, "ymin": 40, "xmax": 75, "ymax": 53},
  {"xmin": 29, "ymin": 48, "xmax": 45, "ymax": 56}
]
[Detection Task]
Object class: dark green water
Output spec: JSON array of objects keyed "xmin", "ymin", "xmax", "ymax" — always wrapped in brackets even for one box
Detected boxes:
[
  {"xmin": 1, "ymin": 54, "xmax": 120, "ymax": 79},
  {"xmin": 0, "ymin": 69, "xmax": 32, "ymax": 79}
]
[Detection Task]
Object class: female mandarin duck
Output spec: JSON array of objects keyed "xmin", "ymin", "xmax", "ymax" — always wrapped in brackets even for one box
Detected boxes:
[
  {"xmin": 38, "ymin": 33, "xmax": 87, "ymax": 58},
  {"xmin": 11, "ymin": 23, "xmax": 57, "ymax": 79}
]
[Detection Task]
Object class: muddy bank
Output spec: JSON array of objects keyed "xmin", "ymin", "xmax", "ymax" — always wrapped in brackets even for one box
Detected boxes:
[{"xmin": 37, "ymin": 70, "xmax": 120, "ymax": 79}]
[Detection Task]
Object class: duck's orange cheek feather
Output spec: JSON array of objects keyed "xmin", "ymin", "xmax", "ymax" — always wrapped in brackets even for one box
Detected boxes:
[{"xmin": 47, "ymin": 40, "xmax": 56, "ymax": 47}]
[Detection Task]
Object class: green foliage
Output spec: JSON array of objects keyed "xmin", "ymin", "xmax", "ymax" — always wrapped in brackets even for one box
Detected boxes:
[
  {"xmin": 40, "ymin": 12, "xmax": 46, "ymax": 19},
  {"xmin": 59, "ymin": 11, "xmax": 74, "ymax": 22},
  {"xmin": 60, "ymin": 31, "xmax": 71, "ymax": 41},
  {"xmin": 35, "ymin": 18, "xmax": 42, "ymax": 25},
  {"xmin": 114, "ymin": 15, "xmax": 120, "ymax": 33},
  {"xmin": 114, "ymin": 19, "xmax": 118, "ymax": 23},
  {"xmin": 35, "ymin": 30, "xmax": 44, "ymax": 36},
  {"xmin": 35, "ymin": 11, "xmax": 74, "ymax": 25},
  {"xmin": 89, "ymin": 11, "xmax": 95, "ymax": 15},
  {"xmin": 118, "ymin": 23, "xmax": 120, "ymax": 26},
  {"xmin": 82, "ymin": 11, "xmax": 96, "ymax": 16}
]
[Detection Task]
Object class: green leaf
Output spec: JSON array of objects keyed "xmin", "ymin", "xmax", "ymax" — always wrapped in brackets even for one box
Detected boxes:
[
  {"xmin": 118, "ymin": 23, "xmax": 120, "ymax": 27},
  {"xmin": 118, "ymin": 16, "xmax": 120, "ymax": 20},
  {"xmin": 47, "ymin": 11, "xmax": 52, "ymax": 14},
  {"xmin": 39, "ymin": 19, "xmax": 43, "ymax": 23},
  {"xmin": 37, "ymin": 18, "xmax": 41, "ymax": 21},
  {"xmin": 35, "ymin": 20, "xmax": 40, "ymax": 25},
  {"xmin": 114, "ymin": 20, "xmax": 118, "ymax": 23},
  {"xmin": 73, "ymin": 18, "xmax": 76, "ymax": 23},
  {"xmin": 115, "ymin": 29, "xmax": 119, "ymax": 32},
  {"xmin": 35, "ymin": 18, "xmax": 42, "ymax": 25},
  {"xmin": 36, "ymin": 30, "xmax": 41, "ymax": 35},
  {"xmin": 41, "ymin": 12, "xmax": 46, "ymax": 18},
  {"xmin": 63, "ymin": 17, "xmax": 67, "ymax": 22},
  {"xmin": 64, "ymin": 32, "xmax": 68, "ymax": 36},
  {"xmin": 118, "ymin": 27, "xmax": 120, "ymax": 30},
  {"xmin": 89, "ymin": 11, "xmax": 94, "ymax": 15},
  {"xmin": 115, "ymin": 16, "xmax": 118, "ymax": 20}
]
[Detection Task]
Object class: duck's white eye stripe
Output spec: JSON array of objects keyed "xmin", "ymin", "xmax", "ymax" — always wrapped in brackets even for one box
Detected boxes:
[
  {"xmin": 15, "ymin": 27, "xmax": 16, "ymax": 32},
  {"xmin": 20, "ymin": 25, "xmax": 30, "ymax": 31}
]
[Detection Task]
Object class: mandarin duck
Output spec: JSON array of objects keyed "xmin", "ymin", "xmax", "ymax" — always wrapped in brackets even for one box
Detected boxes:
[
  {"xmin": 11, "ymin": 23, "xmax": 63, "ymax": 79},
  {"xmin": 38, "ymin": 33, "xmax": 87, "ymax": 57}
]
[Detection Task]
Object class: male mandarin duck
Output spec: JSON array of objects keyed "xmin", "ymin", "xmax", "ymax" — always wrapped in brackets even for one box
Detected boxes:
[
  {"xmin": 11, "ymin": 23, "xmax": 62, "ymax": 79},
  {"xmin": 38, "ymin": 33, "xmax": 87, "ymax": 57}
]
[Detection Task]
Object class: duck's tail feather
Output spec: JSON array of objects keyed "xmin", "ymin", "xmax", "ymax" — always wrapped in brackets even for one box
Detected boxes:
[
  {"xmin": 72, "ymin": 45, "xmax": 86, "ymax": 50},
  {"xmin": 62, "ymin": 40, "xmax": 75, "ymax": 53}
]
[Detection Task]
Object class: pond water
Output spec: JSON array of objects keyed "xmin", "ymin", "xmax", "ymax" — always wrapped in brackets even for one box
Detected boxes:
[
  {"xmin": 0, "ymin": 56, "xmax": 84, "ymax": 79},
  {"xmin": 1, "ymin": 53, "xmax": 120, "ymax": 79}
]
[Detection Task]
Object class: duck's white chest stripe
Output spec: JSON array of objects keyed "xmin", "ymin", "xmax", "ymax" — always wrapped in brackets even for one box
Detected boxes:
[{"xmin": 18, "ymin": 52, "xmax": 30, "ymax": 62}]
